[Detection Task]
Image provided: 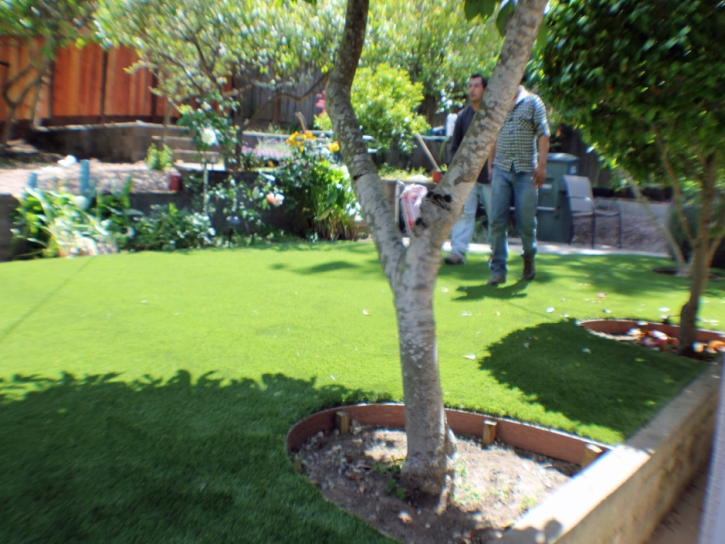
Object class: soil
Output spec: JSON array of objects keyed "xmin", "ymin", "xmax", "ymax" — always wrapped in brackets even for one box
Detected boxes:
[{"xmin": 294, "ymin": 424, "xmax": 578, "ymax": 544}]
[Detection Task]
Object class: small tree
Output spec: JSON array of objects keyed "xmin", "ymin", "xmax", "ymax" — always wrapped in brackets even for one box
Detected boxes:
[
  {"xmin": 326, "ymin": 0, "xmax": 546, "ymax": 495},
  {"xmin": 95, "ymin": 0, "xmax": 343, "ymax": 168},
  {"xmin": 0, "ymin": 0, "xmax": 97, "ymax": 151},
  {"xmin": 539, "ymin": 0, "xmax": 725, "ymax": 353}
]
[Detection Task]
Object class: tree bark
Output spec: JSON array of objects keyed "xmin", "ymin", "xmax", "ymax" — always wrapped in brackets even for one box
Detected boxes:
[
  {"xmin": 326, "ymin": 0, "xmax": 546, "ymax": 496},
  {"xmin": 678, "ymin": 153, "xmax": 716, "ymax": 353},
  {"xmin": 620, "ymin": 170, "xmax": 689, "ymax": 276}
]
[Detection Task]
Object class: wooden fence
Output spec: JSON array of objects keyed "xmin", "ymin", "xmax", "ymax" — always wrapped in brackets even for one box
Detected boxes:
[
  {"xmin": 0, "ymin": 39, "xmax": 322, "ymax": 133},
  {"xmin": 0, "ymin": 39, "xmax": 166, "ymax": 126}
]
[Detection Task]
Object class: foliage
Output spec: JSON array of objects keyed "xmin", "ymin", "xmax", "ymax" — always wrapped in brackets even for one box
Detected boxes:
[
  {"xmin": 275, "ymin": 132, "xmax": 359, "ymax": 241},
  {"xmin": 12, "ymin": 188, "xmax": 120, "ymax": 258},
  {"xmin": 668, "ymin": 203, "xmax": 725, "ymax": 271},
  {"xmin": 145, "ymin": 144, "xmax": 174, "ymax": 171},
  {"xmin": 316, "ymin": 64, "xmax": 429, "ymax": 154},
  {"xmin": 362, "ymin": 0, "xmax": 502, "ymax": 113},
  {"xmin": 12, "ymin": 177, "xmax": 141, "ymax": 257},
  {"xmin": 539, "ymin": 0, "xmax": 725, "ymax": 183},
  {"xmin": 129, "ymin": 203, "xmax": 215, "ymax": 252}
]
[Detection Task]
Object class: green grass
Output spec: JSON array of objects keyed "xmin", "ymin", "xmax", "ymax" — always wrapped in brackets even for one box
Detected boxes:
[{"xmin": 1, "ymin": 243, "xmax": 723, "ymax": 543}]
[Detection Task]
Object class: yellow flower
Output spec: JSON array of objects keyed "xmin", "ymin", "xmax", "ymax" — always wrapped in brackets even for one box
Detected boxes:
[
  {"xmin": 286, "ymin": 131, "xmax": 301, "ymax": 146},
  {"xmin": 299, "ymin": 145, "xmax": 304, "ymax": 152},
  {"xmin": 327, "ymin": 141, "xmax": 340, "ymax": 152},
  {"xmin": 305, "ymin": 131, "xmax": 316, "ymax": 141}
]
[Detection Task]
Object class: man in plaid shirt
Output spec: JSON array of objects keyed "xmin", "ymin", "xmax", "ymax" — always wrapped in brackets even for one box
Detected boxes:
[{"xmin": 487, "ymin": 85, "xmax": 550, "ymax": 285}]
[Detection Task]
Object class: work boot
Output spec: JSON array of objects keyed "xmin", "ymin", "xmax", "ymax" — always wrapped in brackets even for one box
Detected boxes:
[
  {"xmin": 523, "ymin": 258, "xmax": 536, "ymax": 280},
  {"xmin": 487, "ymin": 273, "xmax": 506, "ymax": 286},
  {"xmin": 444, "ymin": 254, "xmax": 465, "ymax": 265}
]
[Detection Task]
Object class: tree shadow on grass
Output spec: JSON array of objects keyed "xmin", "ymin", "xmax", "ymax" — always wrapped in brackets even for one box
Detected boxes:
[
  {"xmin": 478, "ymin": 320, "xmax": 708, "ymax": 441},
  {"xmin": 0, "ymin": 371, "xmax": 394, "ymax": 544}
]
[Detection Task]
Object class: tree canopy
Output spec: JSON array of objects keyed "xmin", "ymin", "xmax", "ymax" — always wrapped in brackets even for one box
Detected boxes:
[{"xmin": 539, "ymin": 0, "xmax": 725, "ymax": 183}]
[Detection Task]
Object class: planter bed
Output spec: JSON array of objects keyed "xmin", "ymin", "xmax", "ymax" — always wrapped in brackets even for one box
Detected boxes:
[{"xmin": 288, "ymin": 359, "xmax": 720, "ymax": 543}]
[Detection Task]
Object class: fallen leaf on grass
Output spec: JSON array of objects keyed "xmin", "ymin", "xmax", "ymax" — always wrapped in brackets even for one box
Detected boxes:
[
  {"xmin": 603, "ymin": 309, "xmax": 612, "ymax": 314},
  {"xmin": 546, "ymin": 307, "xmax": 555, "ymax": 313},
  {"xmin": 463, "ymin": 354, "xmax": 476, "ymax": 360},
  {"xmin": 597, "ymin": 292, "xmax": 607, "ymax": 298},
  {"xmin": 523, "ymin": 343, "xmax": 530, "ymax": 349},
  {"xmin": 494, "ymin": 311, "xmax": 501, "ymax": 316},
  {"xmin": 362, "ymin": 309, "xmax": 370, "ymax": 316},
  {"xmin": 461, "ymin": 311, "xmax": 472, "ymax": 317},
  {"xmin": 582, "ymin": 348, "xmax": 591, "ymax": 354},
  {"xmin": 441, "ymin": 287, "xmax": 449, "ymax": 293}
]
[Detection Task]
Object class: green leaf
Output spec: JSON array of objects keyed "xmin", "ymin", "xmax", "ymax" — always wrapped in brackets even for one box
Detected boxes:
[
  {"xmin": 464, "ymin": 0, "xmax": 482, "ymax": 22},
  {"xmin": 496, "ymin": 0, "xmax": 516, "ymax": 36},
  {"xmin": 480, "ymin": 0, "xmax": 497, "ymax": 19}
]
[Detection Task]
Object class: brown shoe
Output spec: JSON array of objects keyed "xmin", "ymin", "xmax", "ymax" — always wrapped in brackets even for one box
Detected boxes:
[
  {"xmin": 444, "ymin": 254, "xmax": 465, "ymax": 265},
  {"xmin": 523, "ymin": 258, "xmax": 536, "ymax": 280},
  {"xmin": 487, "ymin": 274, "xmax": 506, "ymax": 286}
]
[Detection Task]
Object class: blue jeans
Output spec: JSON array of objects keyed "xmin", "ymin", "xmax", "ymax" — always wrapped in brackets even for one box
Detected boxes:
[
  {"xmin": 489, "ymin": 166, "xmax": 538, "ymax": 277},
  {"xmin": 449, "ymin": 183, "xmax": 492, "ymax": 261}
]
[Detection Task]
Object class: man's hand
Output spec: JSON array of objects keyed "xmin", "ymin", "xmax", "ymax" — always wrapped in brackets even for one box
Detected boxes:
[{"xmin": 533, "ymin": 162, "xmax": 547, "ymax": 188}]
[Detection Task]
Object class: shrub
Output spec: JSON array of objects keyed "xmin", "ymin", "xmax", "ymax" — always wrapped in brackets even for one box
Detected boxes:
[
  {"xmin": 276, "ymin": 132, "xmax": 360, "ymax": 241},
  {"xmin": 12, "ymin": 188, "xmax": 120, "ymax": 258},
  {"xmin": 667, "ymin": 203, "xmax": 725, "ymax": 270},
  {"xmin": 145, "ymin": 143, "xmax": 174, "ymax": 171},
  {"xmin": 129, "ymin": 203, "xmax": 215, "ymax": 251},
  {"xmin": 315, "ymin": 64, "xmax": 429, "ymax": 155},
  {"xmin": 12, "ymin": 178, "xmax": 142, "ymax": 258}
]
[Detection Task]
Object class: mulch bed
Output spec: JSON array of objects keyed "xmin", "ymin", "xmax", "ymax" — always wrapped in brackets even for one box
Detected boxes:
[{"xmin": 295, "ymin": 424, "xmax": 577, "ymax": 544}]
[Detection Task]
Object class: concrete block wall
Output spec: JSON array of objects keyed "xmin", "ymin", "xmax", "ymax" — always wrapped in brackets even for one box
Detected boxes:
[{"xmin": 0, "ymin": 195, "xmax": 17, "ymax": 261}]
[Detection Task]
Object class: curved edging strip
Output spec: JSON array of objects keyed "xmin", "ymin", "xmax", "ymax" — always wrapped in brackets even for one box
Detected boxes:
[
  {"xmin": 579, "ymin": 318, "xmax": 725, "ymax": 343},
  {"xmin": 287, "ymin": 403, "xmax": 609, "ymax": 466}
]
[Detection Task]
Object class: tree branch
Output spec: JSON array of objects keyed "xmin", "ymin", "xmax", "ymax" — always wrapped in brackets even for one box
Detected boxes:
[
  {"xmin": 326, "ymin": 0, "xmax": 405, "ymax": 286},
  {"xmin": 619, "ymin": 169, "xmax": 688, "ymax": 274},
  {"xmin": 654, "ymin": 129, "xmax": 694, "ymax": 243}
]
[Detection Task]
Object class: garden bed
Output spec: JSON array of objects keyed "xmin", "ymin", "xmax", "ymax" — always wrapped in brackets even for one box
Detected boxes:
[{"xmin": 288, "ymin": 360, "xmax": 720, "ymax": 543}]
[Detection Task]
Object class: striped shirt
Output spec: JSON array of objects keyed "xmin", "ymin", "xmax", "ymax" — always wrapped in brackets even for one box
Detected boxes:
[{"xmin": 494, "ymin": 91, "xmax": 550, "ymax": 173}]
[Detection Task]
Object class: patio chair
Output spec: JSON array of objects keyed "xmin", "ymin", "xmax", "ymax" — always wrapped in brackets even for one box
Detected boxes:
[{"xmin": 563, "ymin": 175, "xmax": 622, "ymax": 249}]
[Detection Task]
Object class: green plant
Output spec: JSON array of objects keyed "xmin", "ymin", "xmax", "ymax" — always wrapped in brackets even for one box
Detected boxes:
[
  {"xmin": 130, "ymin": 203, "xmax": 215, "ymax": 251},
  {"xmin": 145, "ymin": 144, "xmax": 174, "ymax": 171},
  {"xmin": 316, "ymin": 64, "xmax": 430, "ymax": 155},
  {"xmin": 11, "ymin": 188, "xmax": 119, "ymax": 258},
  {"xmin": 276, "ymin": 132, "xmax": 360, "ymax": 241}
]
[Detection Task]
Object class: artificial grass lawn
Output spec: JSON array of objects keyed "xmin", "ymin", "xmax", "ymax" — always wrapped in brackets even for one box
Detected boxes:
[{"xmin": 1, "ymin": 243, "xmax": 723, "ymax": 543}]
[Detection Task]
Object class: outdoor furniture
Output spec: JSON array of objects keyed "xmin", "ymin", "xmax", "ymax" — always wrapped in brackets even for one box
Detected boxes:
[{"xmin": 563, "ymin": 174, "xmax": 622, "ymax": 249}]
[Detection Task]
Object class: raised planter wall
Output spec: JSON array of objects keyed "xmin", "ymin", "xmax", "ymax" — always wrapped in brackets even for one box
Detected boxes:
[
  {"xmin": 287, "ymin": 404, "xmax": 609, "ymax": 466},
  {"xmin": 500, "ymin": 360, "xmax": 721, "ymax": 544}
]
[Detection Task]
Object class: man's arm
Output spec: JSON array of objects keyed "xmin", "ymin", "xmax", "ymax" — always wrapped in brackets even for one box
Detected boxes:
[
  {"xmin": 533, "ymin": 134, "xmax": 549, "ymax": 188},
  {"xmin": 532, "ymin": 95, "xmax": 551, "ymax": 188}
]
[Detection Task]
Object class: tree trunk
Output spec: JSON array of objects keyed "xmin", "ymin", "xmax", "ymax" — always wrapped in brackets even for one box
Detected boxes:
[
  {"xmin": 326, "ymin": 0, "xmax": 546, "ymax": 496},
  {"xmin": 622, "ymin": 170, "xmax": 689, "ymax": 275},
  {"xmin": 678, "ymin": 154, "xmax": 716, "ymax": 353},
  {"xmin": 1, "ymin": 105, "xmax": 16, "ymax": 151}
]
